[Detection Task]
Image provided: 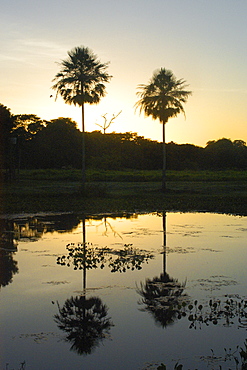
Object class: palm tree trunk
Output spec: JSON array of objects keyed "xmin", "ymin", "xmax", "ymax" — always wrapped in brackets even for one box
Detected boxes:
[
  {"xmin": 81, "ymin": 102, "xmax": 86, "ymax": 191},
  {"xmin": 82, "ymin": 216, "xmax": 86, "ymax": 293},
  {"xmin": 162, "ymin": 212, "xmax": 167, "ymax": 275},
  {"xmin": 162, "ymin": 120, "xmax": 166, "ymax": 192}
]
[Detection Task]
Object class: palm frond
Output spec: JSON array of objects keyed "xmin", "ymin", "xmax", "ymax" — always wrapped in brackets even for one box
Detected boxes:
[
  {"xmin": 135, "ymin": 68, "xmax": 192, "ymax": 124},
  {"xmin": 52, "ymin": 46, "xmax": 112, "ymax": 107}
]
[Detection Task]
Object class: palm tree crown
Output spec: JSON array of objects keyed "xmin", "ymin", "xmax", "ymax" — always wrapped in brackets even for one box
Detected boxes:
[
  {"xmin": 135, "ymin": 68, "xmax": 191, "ymax": 124},
  {"xmin": 52, "ymin": 46, "xmax": 112, "ymax": 107}
]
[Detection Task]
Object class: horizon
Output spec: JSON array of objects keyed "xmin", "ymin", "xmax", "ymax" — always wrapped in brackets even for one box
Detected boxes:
[{"xmin": 8, "ymin": 105, "xmax": 246, "ymax": 149}]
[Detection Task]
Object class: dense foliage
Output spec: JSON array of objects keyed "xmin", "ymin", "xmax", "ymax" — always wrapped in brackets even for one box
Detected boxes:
[{"xmin": 1, "ymin": 104, "xmax": 247, "ymax": 173}]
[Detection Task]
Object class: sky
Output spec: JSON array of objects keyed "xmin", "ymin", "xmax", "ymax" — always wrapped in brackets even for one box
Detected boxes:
[{"xmin": 1, "ymin": 0, "xmax": 247, "ymax": 147}]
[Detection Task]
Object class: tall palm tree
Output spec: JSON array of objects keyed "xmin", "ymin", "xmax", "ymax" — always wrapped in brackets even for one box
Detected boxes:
[
  {"xmin": 52, "ymin": 46, "xmax": 112, "ymax": 190},
  {"xmin": 135, "ymin": 68, "xmax": 192, "ymax": 191}
]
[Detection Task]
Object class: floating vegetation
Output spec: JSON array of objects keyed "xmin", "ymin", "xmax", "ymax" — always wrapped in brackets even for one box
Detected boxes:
[
  {"xmin": 186, "ymin": 297, "xmax": 247, "ymax": 330},
  {"xmin": 12, "ymin": 332, "xmax": 60, "ymax": 344},
  {"xmin": 165, "ymin": 246, "xmax": 196, "ymax": 254},
  {"xmin": 151, "ymin": 339, "xmax": 247, "ymax": 369},
  {"xmin": 192, "ymin": 275, "xmax": 238, "ymax": 291},
  {"xmin": 201, "ymin": 247, "xmax": 222, "ymax": 253},
  {"xmin": 56, "ymin": 242, "xmax": 154, "ymax": 273},
  {"xmin": 42, "ymin": 280, "xmax": 70, "ymax": 285}
]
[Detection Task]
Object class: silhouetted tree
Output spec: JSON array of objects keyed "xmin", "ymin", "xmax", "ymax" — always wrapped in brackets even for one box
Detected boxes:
[
  {"xmin": 95, "ymin": 110, "xmax": 122, "ymax": 134},
  {"xmin": 52, "ymin": 46, "xmax": 112, "ymax": 190},
  {"xmin": 0, "ymin": 104, "xmax": 14, "ymax": 181},
  {"xmin": 204, "ymin": 138, "xmax": 247, "ymax": 169},
  {"xmin": 29, "ymin": 117, "xmax": 82, "ymax": 168},
  {"xmin": 55, "ymin": 295, "xmax": 113, "ymax": 355},
  {"xmin": 135, "ymin": 68, "xmax": 191, "ymax": 191},
  {"xmin": 11, "ymin": 114, "xmax": 46, "ymax": 169},
  {"xmin": 0, "ymin": 250, "xmax": 19, "ymax": 288},
  {"xmin": 0, "ymin": 218, "xmax": 19, "ymax": 288},
  {"xmin": 12, "ymin": 114, "xmax": 46, "ymax": 140}
]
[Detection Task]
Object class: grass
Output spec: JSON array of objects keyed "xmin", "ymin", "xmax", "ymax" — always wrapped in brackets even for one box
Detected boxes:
[
  {"xmin": 1, "ymin": 169, "xmax": 247, "ymax": 216},
  {"xmin": 16, "ymin": 168, "xmax": 247, "ymax": 182}
]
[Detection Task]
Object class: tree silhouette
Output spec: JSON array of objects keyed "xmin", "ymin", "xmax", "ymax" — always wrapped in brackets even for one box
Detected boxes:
[
  {"xmin": 135, "ymin": 68, "xmax": 191, "ymax": 191},
  {"xmin": 0, "ymin": 104, "xmax": 15, "ymax": 182},
  {"xmin": 0, "ymin": 249, "xmax": 19, "ymax": 289},
  {"xmin": 52, "ymin": 46, "xmax": 112, "ymax": 190},
  {"xmin": 0, "ymin": 219, "xmax": 19, "ymax": 288},
  {"xmin": 95, "ymin": 110, "xmax": 122, "ymax": 134},
  {"xmin": 137, "ymin": 212, "xmax": 188, "ymax": 327},
  {"xmin": 54, "ymin": 295, "xmax": 113, "ymax": 355}
]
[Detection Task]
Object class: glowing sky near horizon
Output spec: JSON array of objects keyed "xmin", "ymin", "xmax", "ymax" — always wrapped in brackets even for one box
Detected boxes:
[{"xmin": 1, "ymin": 0, "xmax": 246, "ymax": 146}]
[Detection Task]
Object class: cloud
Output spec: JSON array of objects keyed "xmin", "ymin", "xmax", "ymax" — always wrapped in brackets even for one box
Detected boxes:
[
  {"xmin": 0, "ymin": 37, "xmax": 67, "ymax": 68},
  {"xmin": 193, "ymin": 87, "xmax": 247, "ymax": 94}
]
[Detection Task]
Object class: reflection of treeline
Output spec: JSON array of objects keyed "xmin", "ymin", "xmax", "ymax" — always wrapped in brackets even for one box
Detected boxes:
[
  {"xmin": 0, "ymin": 213, "xmax": 139, "ymax": 247},
  {"xmin": 2, "ymin": 107, "xmax": 247, "ymax": 170},
  {"xmin": 0, "ymin": 214, "xmax": 81, "ymax": 247}
]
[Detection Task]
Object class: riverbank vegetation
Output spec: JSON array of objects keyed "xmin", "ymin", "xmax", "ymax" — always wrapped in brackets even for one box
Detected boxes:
[
  {"xmin": 1, "ymin": 104, "xmax": 247, "ymax": 174},
  {"xmin": 2, "ymin": 169, "xmax": 247, "ymax": 216},
  {"xmin": 1, "ymin": 104, "xmax": 247, "ymax": 216}
]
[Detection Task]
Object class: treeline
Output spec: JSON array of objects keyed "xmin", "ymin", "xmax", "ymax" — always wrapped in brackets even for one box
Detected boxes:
[{"xmin": 1, "ymin": 104, "xmax": 247, "ymax": 174}]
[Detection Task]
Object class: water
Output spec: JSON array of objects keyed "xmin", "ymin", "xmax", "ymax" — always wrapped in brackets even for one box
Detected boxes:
[{"xmin": 1, "ymin": 212, "xmax": 247, "ymax": 369}]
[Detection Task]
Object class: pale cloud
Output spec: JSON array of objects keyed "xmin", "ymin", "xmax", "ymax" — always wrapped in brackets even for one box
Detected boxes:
[{"xmin": 193, "ymin": 88, "xmax": 247, "ymax": 94}]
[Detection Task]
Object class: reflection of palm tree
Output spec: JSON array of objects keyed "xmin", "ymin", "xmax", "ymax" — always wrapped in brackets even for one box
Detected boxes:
[
  {"xmin": 137, "ymin": 273, "xmax": 186, "ymax": 327},
  {"xmin": 55, "ymin": 216, "xmax": 113, "ymax": 355},
  {"xmin": 54, "ymin": 295, "xmax": 113, "ymax": 355},
  {"xmin": 137, "ymin": 212, "xmax": 188, "ymax": 327}
]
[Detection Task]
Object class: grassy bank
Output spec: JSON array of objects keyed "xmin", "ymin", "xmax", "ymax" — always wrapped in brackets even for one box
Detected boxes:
[
  {"xmin": 2, "ymin": 169, "xmax": 247, "ymax": 215},
  {"xmin": 15, "ymin": 168, "xmax": 247, "ymax": 182}
]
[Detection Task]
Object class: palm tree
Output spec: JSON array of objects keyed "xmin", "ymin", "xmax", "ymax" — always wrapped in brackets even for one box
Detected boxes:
[
  {"xmin": 54, "ymin": 295, "xmax": 113, "ymax": 355},
  {"xmin": 135, "ymin": 68, "xmax": 192, "ymax": 191},
  {"xmin": 52, "ymin": 46, "xmax": 112, "ymax": 190},
  {"xmin": 137, "ymin": 212, "xmax": 188, "ymax": 327}
]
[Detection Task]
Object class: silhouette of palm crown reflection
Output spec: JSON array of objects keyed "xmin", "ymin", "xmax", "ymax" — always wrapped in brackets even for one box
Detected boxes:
[
  {"xmin": 137, "ymin": 212, "xmax": 188, "ymax": 327},
  {"xmin": 54, "ymin": 295, "xmax": 113, "ymax": 355},
  {"xmin": 55, "ymin": 215, "xmax": 153, "ymax": 355}
]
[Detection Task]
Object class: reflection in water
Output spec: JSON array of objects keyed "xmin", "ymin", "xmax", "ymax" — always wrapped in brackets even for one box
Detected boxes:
[
  {"xmin": 2, "ymin": 211, "xmax": 247, "ymax": 369},
  {"xmin": 57, "ymin": 243, "xmax": 153, "ymax": 273},
  {"xmin": 55, "ymin": 216, "xmax": 154, "ymax": 355},
  {"xmin": 137, "ymin": 273, "xmax": 187, "ymax": 328},
  {"xmin": 0, "ymin": 249, "xmax": 18, "ymax": 288},
  {"xmin": 55, "ymin": 217, "xmax": 115, "ymax": 355},
  {"xmin": 0, "ymin": 214, "xmax": 81, "ymax": 288},
  {"xmin": 54, "ymin": 295, "xmax": 113, "ymax": 355},
  {"xmin": 0, "ymin": 213, "xmax": 81, "ymax": 247},
  {"xmin": 57, "ymin": 216, "xmax": 153, "ymax": 276},
  {"xmin": 0, "ymin": 219, "xmax": 19, "ymax": 287},
  {"xmin": 137, "ymin": 212, "xmax": 188, "ymax": 327},
  {"xmin": 137, "ymin": 215, "xmax": 247, "ymax": 331},
  {"xmin": 186, "ymin": 296, "xmax": 247, "ymax": 330},
  {"xmin": 0, "ymin": 219, "xmax": 18, "ymax": 250}
]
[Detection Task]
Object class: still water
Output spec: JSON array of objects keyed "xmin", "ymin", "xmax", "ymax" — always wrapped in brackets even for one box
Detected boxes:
[{"xmin": 1, "ymin": 212, "xmax": 247, "ymax": 369}]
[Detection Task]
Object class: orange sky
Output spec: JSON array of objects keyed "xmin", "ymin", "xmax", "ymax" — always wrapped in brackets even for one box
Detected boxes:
[{"xmin": 1, "ymin": 0, "xmax": 246, "ymax": 147}]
